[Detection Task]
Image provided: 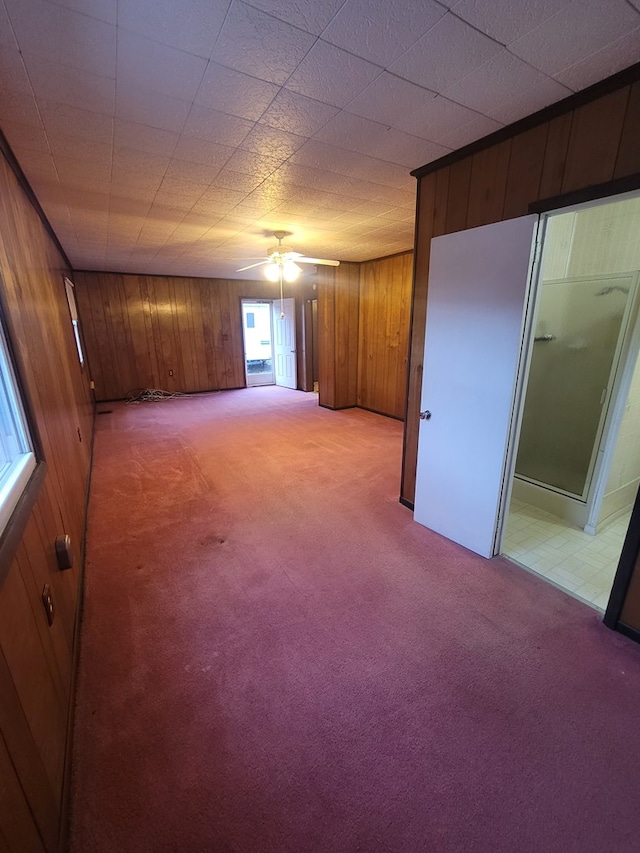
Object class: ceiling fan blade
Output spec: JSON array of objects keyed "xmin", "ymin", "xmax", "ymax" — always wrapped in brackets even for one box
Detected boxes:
[
  {"xmin": 236, "ymin": 260, "xmax": 267, "ymax": 272},
  {"xmin": 297, "ymin": 257, "xmax": 340, "ymax": 266}
]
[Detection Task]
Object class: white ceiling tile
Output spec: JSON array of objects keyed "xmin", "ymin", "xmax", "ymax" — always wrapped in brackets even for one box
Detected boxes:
[
  {"xmin": 46, "ymin": 132, "xmax": 113, "ymax": 166},
  {"xmin": 195, "ymin": 62, "xmax": 279, "ymax": 121},
  {"xmin": 0, "ymin": 88, "xmax": 42, "ymax": 129},
  {"xmin": 116, "ymin": 30, "xmax": 208, "ymax": 102},
  {"xmin": 214, "ymin": 1, "xmax": 317, "ymax": 86},
  {"xmin": 509, "ymin": 0, "xmax": 640, "ymax": 76},
  {"xmin": 444, "ymin": 52, "xmax": 572, "ymax": 124},
  {"xmin": 224, "ymin": 148, "xmax": 289, "ymax": 177},
  {"xmin": 237, "ymin": 0, "xmax": 344, "ymax": 35},
  {"xmin": 210, "ymin": 168, "xmax": 264, "ymax": 194},
  {"xmin": 450, "ymin": 0, "xmax": 570, "ymax": 45},
  {"xmin": 290, "ymin": 140, "xmax": 413, "ymax": 189},
  {"xmin": 346, "ymin": 73, "xmax": 438, "ymax": 135},
  {"xmin": 163, "ymin": 158, "xmax": 221, "ymax": 185},
  {"xmin": 553, "ymin": 26, "xmax": 640, "ymax": 91},
  {"xmin": 2, "ymin": 121, "xmax": 49, "ymax": 153},
  {"xmin": 114, "ymin": 120, "xmax": 179, "ymax": 156},
  {"xmin": 5, "ymin": 0, "xmax": 116, "ymax": 77},
  {"xmin": 181, "ymin": 105, "xmax": 254, "ymax": 146},
  {"xmin": 118, "ymin": 0, "xmax": 229, "ymax": 57},
  {"xmin": 284, "ymin": 41, "xmax": 382, "ymax": 108},
  {"xmin": 314, "ymin": 111, "xmax": 450, "ymax": 168},
  {"xmin": 39, "ymin": 101, "xmax": 114, "ymax": 144},
  {"xmin": 0, "ymin": 2, "xmax": 16, "ymax": 47},
  {"xmin": 321, "ymin": 0, "xmax": 446, "ymax": 66},
  {"xmin": 389, "ymin": 13, "xmax": 504, "ymax": 92},
  {"xmin": 438, "ymin": 113, "xmax": 503, "ymax": 150},
  {"xmin": 239, "ymin": 124, "xmax": 307, "ymax": 159},
  {"xmin": 43, "ymin": 0, "xmax": 117, "ymax": 25},
  {"xmin": 115, "ymin": 83, "xmax": 191, "ymax": 132},
  {"xmin": 28, "ymin": 59, "xmax": 115, "ymax": 115},
  {"xmin": 259, "ymin": 90, "xmax": 339, "ymax": 136},
  {"xmin": 170, "ymin": 136, "xmax": 235, "ymax": 169},
  {"xmin": 409, "ymin": 96, "xmax": 503, "ymax": 144}
]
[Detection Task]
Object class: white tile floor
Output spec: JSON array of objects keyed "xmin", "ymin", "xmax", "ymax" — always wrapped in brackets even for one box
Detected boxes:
[{"xmin": 502, "ymin": 499, "xmax": 631, "ymax": 611}]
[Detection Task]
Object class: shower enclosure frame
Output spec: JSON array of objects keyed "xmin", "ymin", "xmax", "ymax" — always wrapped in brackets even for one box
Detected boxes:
[{"xmin": 496, "ymin": 190, "xmax": 640, "ymax": 553}]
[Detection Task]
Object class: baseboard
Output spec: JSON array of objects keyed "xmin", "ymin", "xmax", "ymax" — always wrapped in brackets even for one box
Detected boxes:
[{"xmin": 399, "ymin": 497, "xmax": 414, "ymax": 511}]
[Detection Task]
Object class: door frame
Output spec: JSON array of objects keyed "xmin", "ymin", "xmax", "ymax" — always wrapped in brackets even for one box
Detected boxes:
[{"xmin": 241, "ymin": 299, "xmax": 275, "ymax": 387}]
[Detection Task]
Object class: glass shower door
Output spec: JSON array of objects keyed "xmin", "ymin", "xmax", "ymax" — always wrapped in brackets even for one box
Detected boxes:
[{"xmin": 515, "ymin": 274, "xmax": 637, "ymax": 499}]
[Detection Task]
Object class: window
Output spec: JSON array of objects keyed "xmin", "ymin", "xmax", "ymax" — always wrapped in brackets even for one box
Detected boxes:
[
  {"xmin": 0, "ymin": 316, "xmax": 36, "ymax": 535},
  {"xmin": 246, "ymin": 312, "xmax": 255, "ymax": 328},
  {"xmin": 64, "ymin": 277, "xmax": 84, "ymax": 365}
]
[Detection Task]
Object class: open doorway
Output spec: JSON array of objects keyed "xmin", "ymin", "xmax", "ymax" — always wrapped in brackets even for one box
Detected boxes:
[
  {"xmin": 241, "ymin": 298, "xmax": 297, "ymax": 390},
  {"xmin": 501, "ymin": 194, "xmax": 640, "ymax": 611},
  {"xmin": 242, "ymin": 300, "xmax": 274, "ymax": 387}
]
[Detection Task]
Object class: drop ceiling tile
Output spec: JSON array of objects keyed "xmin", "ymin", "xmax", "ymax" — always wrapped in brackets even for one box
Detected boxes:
[
  {"xmin": 115, "ymin": 83, "xmax": 191, "ymax": 132},
  {"xmin": 181, "ymin": 105, "xmax": 254, "ymax": 146},
  {"xmin": 118, "ymin": 0, "xmax": 228, "ymax": 57},
  {"xmin": 214, "ymin": 1, "xmax": 316, "ymax": 86},
  {"xmin": 509, "ymin": 0, "xmax": 640, "ymax": 76},
  {"xmin": 3, "ymin": 122, "xmax": 49, "ymax": 153},
  {"xmin": 170, "ymin": 136, "xmax": 235, "ymax": 169},
  {"xmin": 314, "ymin": 112, "xmax": 450, "ymax": 168},
  {"xmin": 346, "ymin": 73, "xmax": 438, "ymax": 135},
  {"xmin": 401, "ymin": 95, "xmax": 501, "ymax": 144},
  {"xmin": 239, "ymin": 124, "xmax": 307, "ymax": 159},
  {"xmin": 321, "ymin": 0, "xmax": 446, "ymax": 66},
  {"xmin": 44, "ymin": 0, "xmax": 117, "ymax": 25},
  {"xmin": 116, "ymin": 30, "xmax": 208, "ymax": 102},
  {"xmin": 210, "ymin": 168, "xmax": 264, "ymax": 194},
  {"xmin": 5, "ymin": 0, "xmax": 116, "ymax": 77},
  {"xmin": 39, "ymin": 101, "xmax": 114, "ymax": 144},
  {"xmin": 389, "ymin": 13, "xmax": 504, "ymax": 92},
  {"xmin": 224, "ymin": 148, "xmax": 288, "ymax": 177},
  {"xmin": 444, "ymin": 52, "xmax": 572, "ymax": 124},
  {"xmin": 553, "ymin": 26, "xmax": 640, "ymax": 90},
  {"xmin": 450, "ymin": 0, "xmax": 570, "ymax": 45},
  {"xmin": 0, "ymin": 88, "xmax": 43, "ymax": 128},
  {"xmin": 112, "ymin": 147, "xmax": 171, "ymax": 179},
  {"xmin": 195, "ymin": 62, "xmax": 279, "ymax": 121},
  {"xmin": 284, "ymin": 41, "xmax": 382, "ymax": 108},
  {"xmin": 259, "ymin": 90, "xmax": 339, "ymax": 136},
  {"xmin": 290, "ymin": 140, "xmax": 412, "ymax": 189},
  {"xmin": 28, "ymin": 59, "xmax": 115, "ymax": 115},
  {"xmin": 0, "ymin": 2, "xmax": 16, "ymax": 47},
  {"xmin": 114, "ymin": 120, "xmax": 179, "ymax": 156},
  {"xmin": 46, "ymin": 131, "xmax": 113, "ymax": 166},
  {"xmin": 238, "ymin": 0, "xmax": 343, "ymax": 35},
  {"xmin": 438, "ymin": 113, "xmax": 503, "ymax": 150}
]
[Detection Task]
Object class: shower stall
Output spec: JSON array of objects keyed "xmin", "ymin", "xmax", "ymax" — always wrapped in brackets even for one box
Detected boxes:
[{"xmin": 511, "ymin": 271, "xmax": 640, "ymax": 532}]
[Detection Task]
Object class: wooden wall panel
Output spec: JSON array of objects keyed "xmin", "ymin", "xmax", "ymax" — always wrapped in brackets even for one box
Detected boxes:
[
  {"xmin": 0, "ymin": 146, "xmax": 94, "ymax": 851},
  {"xmin": 318, "ymin": 263, "xmax": 359, "ymax": 410},
  {"xmin": 403, "ymin": 73, "xmax": 640, "ymax": 509},
  {"xmin": 74, "ymin": 271, "xmax": 315, "ymax": 401},
  {"xmin": 357, "ymin": 253, "xmax": 412, "ymax": 419}
]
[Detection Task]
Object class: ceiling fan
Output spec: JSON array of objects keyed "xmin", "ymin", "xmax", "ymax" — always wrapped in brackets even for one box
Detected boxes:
[{"xmin": 237, "ymin": 231, "xmax": 340, "ymax": 282}]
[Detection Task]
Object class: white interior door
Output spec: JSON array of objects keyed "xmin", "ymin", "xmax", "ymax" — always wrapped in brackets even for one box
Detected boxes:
[
  {"xmin": 273, "ymin": 298, "xmax": 297, "ymax": 389},
  {"xmin": 413, "ymin": 215, "xmax": 539, "ymax": 557}
]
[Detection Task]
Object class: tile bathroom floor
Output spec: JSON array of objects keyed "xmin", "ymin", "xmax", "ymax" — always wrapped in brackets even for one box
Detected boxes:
[{"xmin": 502, "ymin": 498, "xmax": 631, "ymax": 611}]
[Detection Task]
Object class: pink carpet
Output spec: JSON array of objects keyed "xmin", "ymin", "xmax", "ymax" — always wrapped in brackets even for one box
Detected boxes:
[{"xmin": 71, "ymin": 386, "xmax": 640, "ymax": 852}]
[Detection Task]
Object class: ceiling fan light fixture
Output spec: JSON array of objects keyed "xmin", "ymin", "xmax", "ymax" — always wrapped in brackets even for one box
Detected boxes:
[
  {"xmin": 283, "ymin": 260, "xmax": 302, "ymax": 282},
  {"xmin": 264, "ymin": 262, "xmax": 280, "ymax": 282}
]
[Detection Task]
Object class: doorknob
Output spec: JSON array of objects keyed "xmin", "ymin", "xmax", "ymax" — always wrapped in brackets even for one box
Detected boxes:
[{"xmin": 420, "ymin": 410, "xmax": 432, "ymax": 420}]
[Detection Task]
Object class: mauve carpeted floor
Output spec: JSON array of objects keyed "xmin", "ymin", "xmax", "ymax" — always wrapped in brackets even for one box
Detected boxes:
[{"xmin": 70, "ymin": 386, "xmax": 640, "ymax": 853}]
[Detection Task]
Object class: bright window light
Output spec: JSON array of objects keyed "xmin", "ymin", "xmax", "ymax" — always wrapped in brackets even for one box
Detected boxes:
[{"xmin": 0, "ymin": 319, "xmax": 36, "ymax": 535}]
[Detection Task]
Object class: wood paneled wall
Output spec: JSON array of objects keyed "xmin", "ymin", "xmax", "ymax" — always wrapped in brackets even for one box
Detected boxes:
[
  {"xmin": 357, "ymin": 253, "xmax": 412, "ymax": 419},
  {"xmin": 73, "ymin": 272, "xmax": 314, "ymax": 401},
  {"xmin": 403, "ymin": 74, "xmax": 640, "ymax": 508},
  {"xmin": 317, "ymin": 263, "xmax": 360, "ymax": 410},
  {"xmin": 0, "ymin": 150, "xmax": 94, "ymax": 850}
]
